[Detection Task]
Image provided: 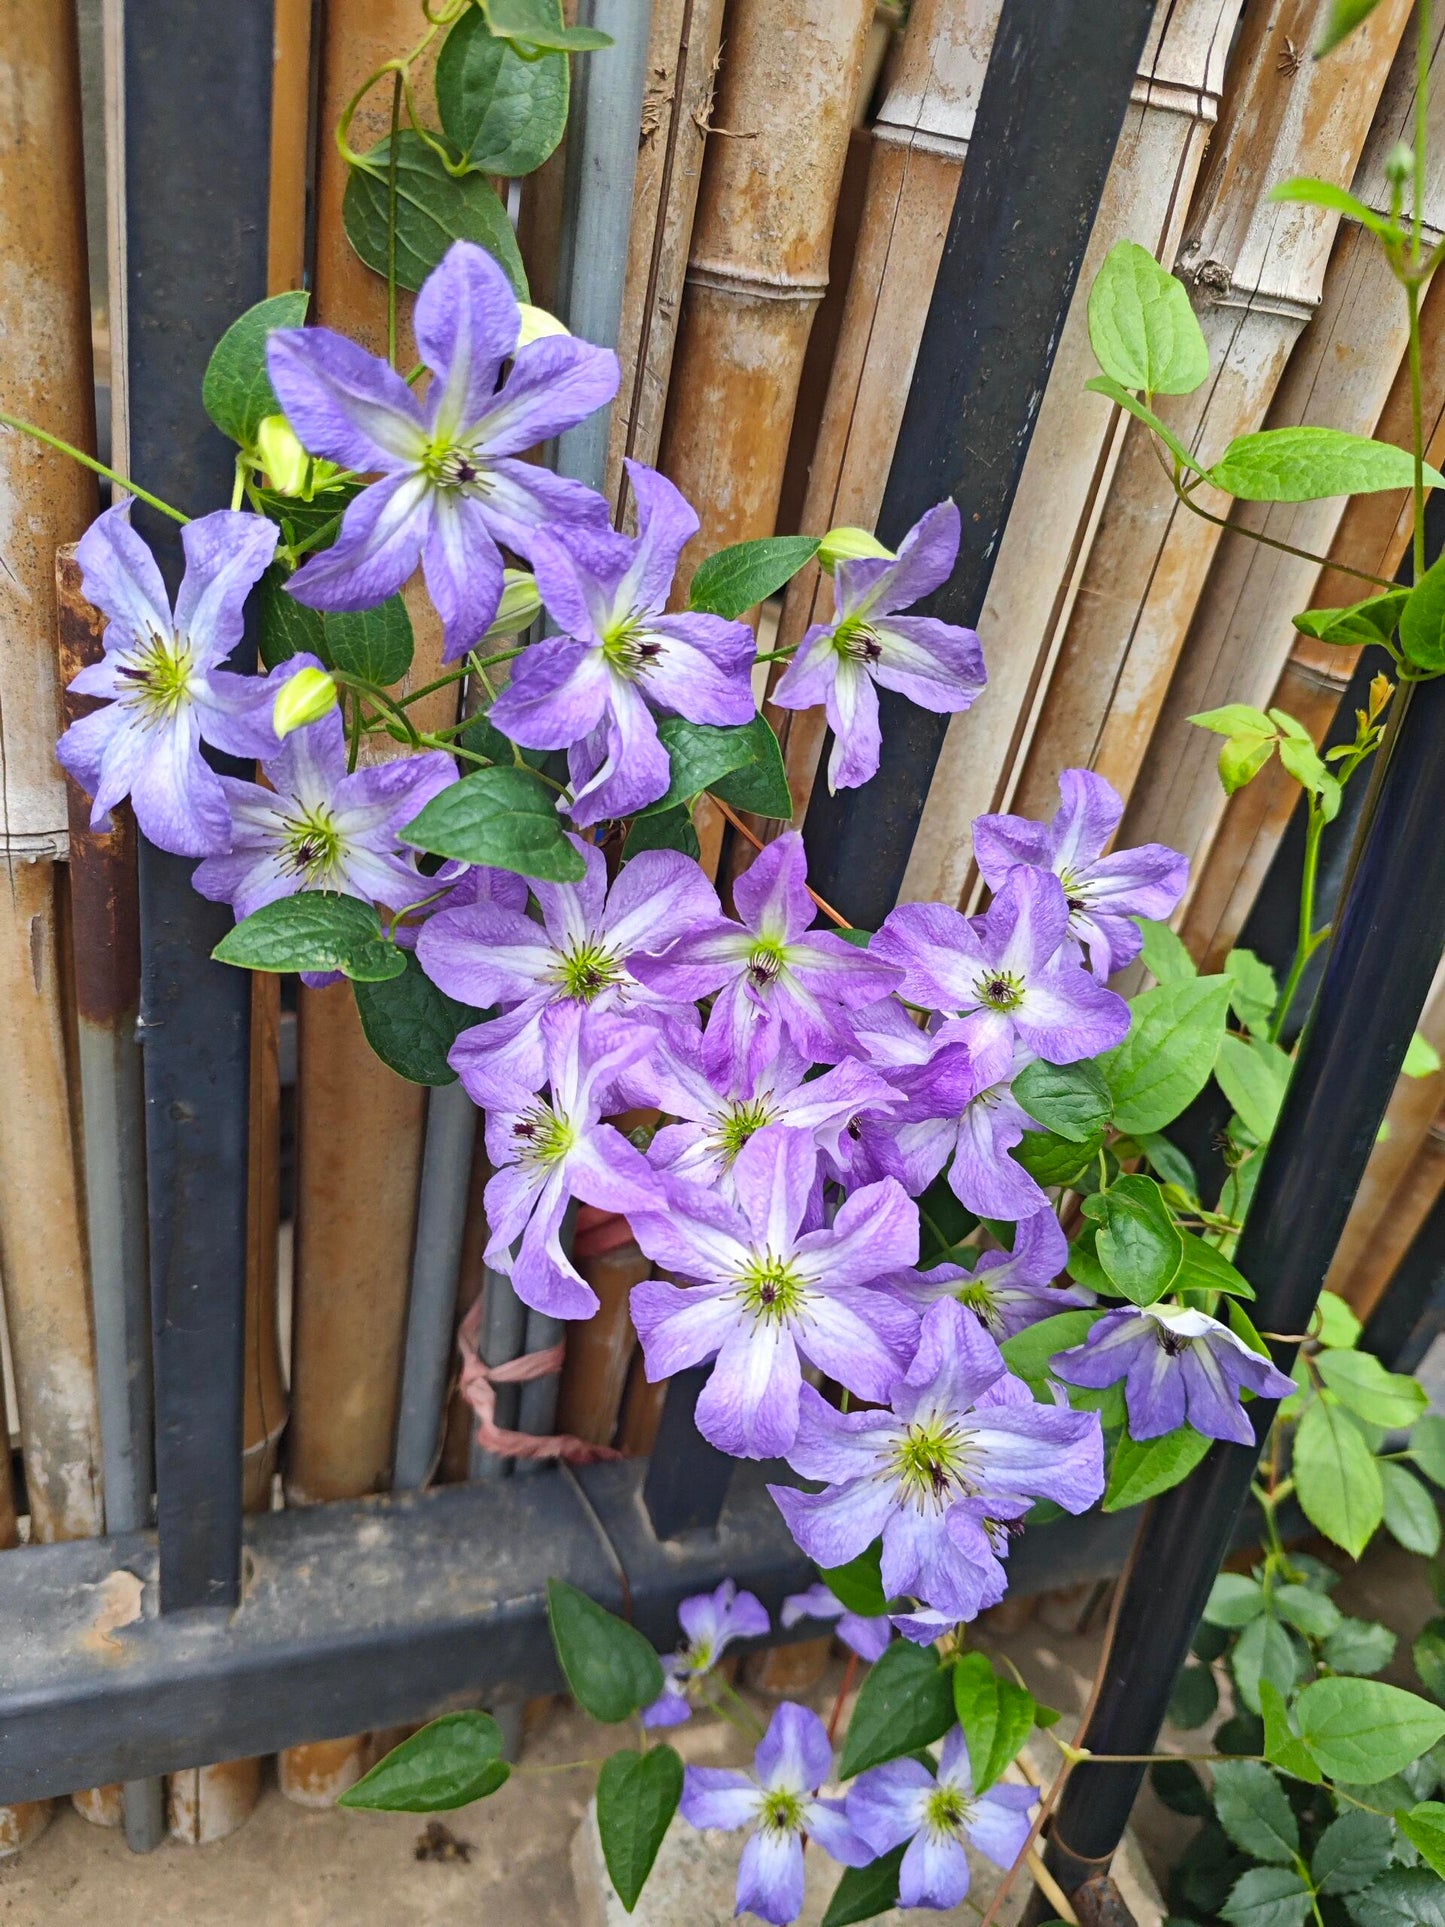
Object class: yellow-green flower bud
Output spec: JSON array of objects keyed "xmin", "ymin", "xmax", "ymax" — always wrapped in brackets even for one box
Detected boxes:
[
  {"xmin": 256, "ymin": 414, "xmax": 316, "ymax": 497},
  {"xmin": 483, "ymin": 567, "xmax": 543, "ymax": 643},
  {"xmin": 1385, "ymin": 141, "xmax": 1415, "ymax": 186},
  {"xmin": 273, "ymin": 666, "xmax": 338, "ymax": 738},
  {"xmin": 817, "ymin": 526, "xmax": 894, "ymax": 574},
  {"xmin": 515, "ymin": 304, "xmax": 570, "ymax": 350}
]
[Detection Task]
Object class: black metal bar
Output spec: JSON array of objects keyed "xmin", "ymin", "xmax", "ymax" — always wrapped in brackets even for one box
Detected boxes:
[
  {"xmin": 1043, "ymin": 667, "xmax": 1445, "ymax": 1894},
  {"xmin": 641, "ymin": 1366, "xmax": 737, "ymax": 1538},
  {"xmin": 122, "ymin": 0, "xmax": 274, "ymax": 1611},
  {"xmin": 800, "ymin": 0, "xmax": 1155, "ymax": 929}
]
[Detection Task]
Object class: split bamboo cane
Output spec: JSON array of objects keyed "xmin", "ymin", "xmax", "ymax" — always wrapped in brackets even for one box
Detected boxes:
[
  {"xmin": 1007, "ymin": 0, "xmax": 1413, "ymax": 838},
  {"xmin": 555, "ymin": 1215, "xmax": 653, "ymax": 1447},
  {"xmin": 268, "ymin": 0, "xmax": 315, "ymax": 298},
  {"xmin": 602, "ymin": 0, "xmax": 728, "ymax": 509},
  {"xmin": 1338, "ymin": 1113, "xmax": 1445, "ymax": 1325},
  {"xmin": 1120, "ymin": 14, "xmax": 1445, "ymax": 891}
]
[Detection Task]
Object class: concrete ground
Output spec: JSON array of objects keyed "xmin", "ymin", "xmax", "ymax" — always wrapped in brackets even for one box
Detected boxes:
[{"xmin": 0, "ymin": 1541, "xmax": 1432, "ymax": 1926}]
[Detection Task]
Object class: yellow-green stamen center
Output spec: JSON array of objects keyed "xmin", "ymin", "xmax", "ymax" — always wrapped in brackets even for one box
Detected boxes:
[
  {"xmin": 834, "ymin": 614, "xmax": 884, "ymax": 664},
  {"xmin": 759, "ymin": 1788, "xmax": 806, "ymax": 1836},
  {"xmin": 509, "ymin": 1103, "xmax": 576, "ymax": 1169},
  {"xmin": 925, "ymin": 1784, "xmax": 971, "ymax": 1835},
  {"xmin": 425, "ymin": 442, "xmax": 491, "ymax": 492},
  {"xmin": 738, "ymin": 1253, "xmax": 807, "ymax": 1325},
  {"xmin": 279, "ymin": 803, "xmax": 346, "ymax": 888},
  {"xmin": 551, "ymin": 939, "xmax": 625, "ymax": 1003},
  {"xmin": 892, "ymin": 1418, "xmax": 975, "ymax": 1512},
  {"xmin": 714, "ymin": 1096, "xmax": 777, "ymax": 1163},
  {"xmin": 600, "ymin": 615, "xmax": 663, "ymax": 676},
  {"xmin": 976, "ymin": 968, "xmax": 1024, "ymax": 1012},
  {"xmin": 117, "ymin": 629, "xmax": 196, "ymax": 721},
  {"xmin": 747, "ymin": 938, "xmax": 788, "ymax": 989}
]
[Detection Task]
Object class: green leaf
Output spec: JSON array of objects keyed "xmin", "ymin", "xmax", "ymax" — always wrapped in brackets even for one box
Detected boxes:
[
  {"xmin": 639, "ymin": 717, "xmax": 762, "ymax": 816},
  {"xmin": 1315, "ymin": 0, "xmax": 1388, "ymax": 58},
  {"xmin": 1135, "ymin": 916, "xmax": 1197, "ymax": 984},
  {"xmin": 213, "ymin": 892, "xmax": 407, "ymax": 982},
  {"xmin": 1233, "ymin": 1614, "xmax": 1300, "ymax": 1716},
  {"xmin": 1322, "ymin": 1617, "xmax": 1396, "ymax": 1676},
  {"xmin": 1399, "ymin": 548, "xmax": 1445, "ymax": 673},
  {"xmin": 402, "ymin": 767, "xmax": 585, "ymax": 881},
  {"xmin": 1403, "ymin": 1031, "xmax": 1442, "ymax": 1078},
  {"xmin": 1346, "ymin": 1870, "xmax": 1445, "ymax": 1927},
  {"xmin": 1014, "ymin": 1126, "xmax": 1102, "ymax": 1188},
  {"xmin": 1411, "ymin": 1413, "xmax": 1445, "ymax": 1487},
  {"xmin": 1204, "ymin": 1573, "xmax": 1268, "ymax": 1628},
  {"xmin": 837, "ymin": 1640, "xmax": 954, "ymax": 1780},
  {"xmin": 1317, "ymin": 1352, "xmax": 1428, "ymax": 1429},
  {"xmin": 1138, "ymin": 1130, "xmax": 1198, "ymax": 1195},
  {"xmin": 1219, "ymin": 1864, "xmax": 1312, "ymax": 1927},
  {"xmin": 596, "ymin": 1746, "xmax": 683, "ymax": 1912},
  {"xmin": 1381, "ymin": 1461, "xmax": 1441, "ymax": 1556},
  {"xmin": 1104, "ymin": 1425, "xmax": 1212, "ymax": 1511},
  {"xmin": 1208, "ymin": 429, "xmax": 1441, "ymax": 504},
  {"xmin": 820, "ymin": 1540, "xmax": 888, "ymax": 1618},
  {"xmin": 623, "ymin": 804, "xmax": 701, "ymax": 862},
  {"xmin": 1191, "ymin": 702, "xmax": 1276, "ymax": 739},
  {"xmin": 1294, "ymin": 1678, "xmax": 1445, "ymax": 1783},
  {"xmin": 687, "ymin": 535, "xmax": 820, "ymax": 621},
  {"xmin": 820, "ymin": 1845, "xmax": 906, "ymax": 1927},
  {"xmin": 546, "ymin": 1581, "xmax": 664, "ymax": 1725},
  {"xmin": 1151, "ymin": 1758, "xmax": 1213, "ymax": 1814},
  {"xmin": 1088, "ymin": 240, "xmax": 1209, "ymax": 396},
  {"xmin": 1168, "ymin": 1662, "xmax": 1220, "ymax": 1730},
  {"xmin": 1416, "ymin": 1619, "xmax": 1445, "ymax": 1702},
  {"xmin": 1312, "ymin": 1811, "xmax": 1395, "ymax": 1894},
  {"xmin": 1271, "ymin": 1583, "xmax": 1341, "ymax": 1641},
  {"xmin": 951, "ymin": 1652, "xmax": 1037, "ymax": 1792},
  {"xmin": 1397, "ymin": 1801, "xmax": 1445, "ymax": 1879},
  {"xmin": 1220, "ymin": 734, "xmax": 1279, "ymax": 794},
  {"xmin": 1176, "ymin": 1230, "xmax": 1255, "ymax": 1299},
  {"xmin": 1293, "ymin": 589, "xmax": 1408, "ymax": 648},
  {"xmin": 1012, "ymin": 1059, "xmax": 1112, "ymax": 1141},
  {"xmin": 1260, "ymin": 1678, "xmax": 1323, "ymax": 1783},
  {"xmin": 1216, "ymin": 1035, "xmax": 1292, "ymax": 1143},
  {"xmin": 1085, "ymin": 374, "xmax": 1207, "ymax": 475},
  {"xmin": 1100, "ymin": 974, "xmax": 1232, "ymax": 1133},
  {"xmin": 709, "ymin": 714, "xmax": 793, "ymax": 820},
  {"xmin": 337, "ymin": 1711, "xmax": 508, "ymax": 1810},
  {"xmin": 1211, "ymin": 1759, "xmax": 1299, "ymax": 1864},
  {"xmin": 914, "ymin": 1172, "xmax": 977, "ymax": 1265},
  {"xmin": 1268, "ymin": 176, "xmax": 1398, "ymax": 244},
  {"xmin": 1082, "ymin": 1174, "xmax": 1183, "ymax": 1306},
  {"xmin": 353, "ymin": 953, "xmax": 475, "ymax": 1085},
  {"xmin": 998, "ymin": 1310, "xmax": 1102, "ymax": 1393},
  {"xmin": 1295, "ymin": 1398, "xmax": 1384, "ymax": 1556},
  {"xmin": 482, "ymin": 0, "xmax": 613, "ymax": 53},
  {"xmin": 344, "ymin": 132, "xmax": 528, "ymax": 298},
  {"xmin": 258, "ymin": 563, "xmax": 328, "ymax": 668},
  {"xmin": 435, "ymin": 3, "xmax": 568, "ymax": 175},
  {"xmin": 202, "ymin": 290, "xmax": 309, "ymax": 447},
  {"xmin": 324, "ymin": 595, "xmax": 414, "ymax": 687},
  {"xmin": 1226, "ymin": 948, "xmax": 1279, "ymax": 1037},
  {"xmin": 1316, "ymin": 1291, "xmax": 1363, "ymax": 1350}
]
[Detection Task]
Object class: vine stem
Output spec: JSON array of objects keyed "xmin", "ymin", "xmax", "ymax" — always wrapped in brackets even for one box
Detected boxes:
[
  {"xmin": 386, "ymin": 69, "xmax": 402, "ymax": 370},
  {"xmin": 1268, "ymin": 800, "xmax": 1325, "ymax": 1043},
  {"xmin": 707, "ymin": 794, "xmax": 851, "ymax": 931},
  {"xmin": 0, "ymin": 412, "xmax": 190, "ymax": 523},
  {"xmin": 1174, "ymin": 479, "xmax": 1395, "ymax": 589}
]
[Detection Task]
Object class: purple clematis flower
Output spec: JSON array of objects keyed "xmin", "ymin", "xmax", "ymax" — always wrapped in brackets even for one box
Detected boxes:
[
  {"xmin": 630, "ymin": 830, "xmax": 902, "ymax": 1088},
  {"xmin": 418, "ymin": 835, "xmax": 716, "ymax": 1106},
  {"xmin": 973, "ymin": 768, "xmax": 1188, "ymax": 979},
  {"xmin": 780, "ymin": 1583, "xmax": 891, "ymax": 1663},
  {"xmin": 267, "ymin": 242, "xmax": 618, "ymax": 661},
  {"xmin": 482, "ymin": 1003, "xmax": 659, "ymax": 1318},
  {"xmin": 769, "ymin": 1299, "xmax": 1104, "ymax": 1627},
  {"xmin": 627, "ymin": 1123, "xmax": 919, "ymax": 1459},
  {"xmin": 680, "ymin": 1702, "xmax": 873, "ymax": 1926},
  {"xmin": 617, "ymin": 1022, "xmax": 901, "ymax": 1196},
  {"xmin": 1051, "ymin": 1303, "xmax": 1295, "ymax": 1446},
  {"xmin": 873, "ymin": 867, "xmax": 1129, "ymax": 1089},
  {"xmin": 771, "ymin": 501, "xmax": 985, "ymax": 791},
  {"xmin": 889, "ymin": 1211, "xmax": 1094, "ymax": 1340},
  {"xmin": 641, "ymin": 1580, "xmax": 771, "ymax": 1729},
  {"xmin": 56, "ymin": 504, "xmax": 288, "ymax": 857},
  {"xmin": 192, "ymin": 700, "xmax": 455, "ymax": 921},
  {"xmin": 847, "ymin": 1727, "xmax": 1038, "ymax": 1910},
  {"xmin": 486, "ymin": 462, "xmax": 755, "ymax": 825},
  {"xmin": 390, "ymin": 857, "xmax": 530, "ymax": 952}
]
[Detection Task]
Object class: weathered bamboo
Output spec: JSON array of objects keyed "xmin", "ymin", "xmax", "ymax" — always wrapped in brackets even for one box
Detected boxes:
[
  {"xmin": 1336, "ymin": 1111, "xmax": 1445, "ymax": 1325},
  {"xmin": 1120, "ymin": 12, "xmax": 1445, "ymax": 889},
  {"xmin": 904, "ymin": 0, "xmax": 1243, "ymax": 905},
  {"xmin": 555, "ymin": 1221, "xmax": 653, "ymax": 1448},
  {"xmin": 0, "ymin": 0, "xmax": 106, "ymax": 1557},
  {"xmin": 439, "ymin": 1133, "xmax": 491, "ymax": 1484},
  {"xmin": 1008, "ymin": 0, "xmax": 1413, "ymax": 836},
  {"xmin": 1181, "ymin": 262, "xmax": 1445, "ymax": 969},
  {"xmin": 268, "ymin": 0, "xmax": 315, "ymax": 297},
  {"xmin": 602, "ymin": 0, "xmax": 728, "ymax": 508}
]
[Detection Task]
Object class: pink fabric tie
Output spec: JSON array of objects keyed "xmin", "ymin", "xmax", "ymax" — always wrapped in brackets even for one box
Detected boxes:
[{"xmin": 457, "ymin": 1296, "xmax": 624, "ymax": 1465}]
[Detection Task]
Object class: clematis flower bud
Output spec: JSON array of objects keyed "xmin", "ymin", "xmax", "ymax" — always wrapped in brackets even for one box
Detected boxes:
[
  {"xmin": 817, "ymin": 524, "xmax": 893, "ymax": 573},
  {"xmin": 256, "ymin": 414, "xmax": 322, "ymax": 497},
  {"xmin": 482, "ymin": 567, "xmax": 543, "ymax": 643},
  {"xmin": 515, "ymin": 303, "xmax": 569, "ymax": 350},
  {"xmin": 273, "ymin": 665, "xmax": 338, "ymax": 737}
]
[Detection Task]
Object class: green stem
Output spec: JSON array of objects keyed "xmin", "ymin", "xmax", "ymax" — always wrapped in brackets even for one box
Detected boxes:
[
  {"xmin": 1174, "ymin": 480, "xmax": 1394, "ymax": 588},
  {"xmin": 386, "ymin": 69, "xmax": 402, "ymax": 370},
  {"xmin": 0, "ymin": 412, "xmax": 191, "ymax": 524},
  {"xmin": 709, "ymin": 1672, "xmax": 766, "ymax": 1741},
  {"xmin": 1268, "ymin": 801, "xmax": 1325, "ymax": 1044},
  {"xmin": 1408, "ymin": 277, "xmax": 1427, "ymax": 587},
  {"xmin": 346, "ymin": 690, "xmax": 363, "ymax": 774}
]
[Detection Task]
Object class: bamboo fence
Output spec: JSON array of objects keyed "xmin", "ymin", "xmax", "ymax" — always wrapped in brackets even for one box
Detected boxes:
[{"xmin": 1, "ymin": 0, "xmax": 1444, "ymax": 1857}]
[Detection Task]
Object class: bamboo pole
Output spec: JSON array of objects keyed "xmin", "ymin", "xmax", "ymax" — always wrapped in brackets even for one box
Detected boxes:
[
  {"xmin": 555, "ymin": 1217, "xmax": 653, "ymax": 1448},
  {"xmin": 268, "ymin": 0, "xmax": 315, "ymax": 297},
  {"xmin": 1336, "ymin": 1112, "xmax": 1445, "ymax": 1325},
  {"xmin": 904, "ymin": 0, "xmax": 1243, "ymax": 906},
  {"xmin": 1119, "ymin": 13, "xmax": 1445, "ymax": 891},
  {"xmin": 602, "ymin": 0, "xmax": 728, "ymax": 509},
  {"xmin": 439, "ymin": 1133, "xmax": 491, "ymax": 1484},
  {"xmin": 1006, "ymin": 0, "xmax": 1413, "ymax": 839}
]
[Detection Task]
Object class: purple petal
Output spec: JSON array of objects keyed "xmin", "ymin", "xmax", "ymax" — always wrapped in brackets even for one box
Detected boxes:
[
  {"xmin": 729, "ymin": 1122, "xmax": 817, "ymax": 1253},
  {"xmin": 785, "ymin": 1383, "xmax": 898, "ymax": 1484},
  {"xmin": 985, "ymin": 867, "xmax": 1071, "ymax": 978},
  {"xmin": 695, "ymin": 1318, "xmax": 803, "ymax": 1459},
  {"xmin": 568, "ymin": 681, "xmax": 673, "ymax": 827},
  {"xmin": 892, "ymin": 1299, "xmax": 1006, "ymax": 1423},
  {"xmin": 423, "ymin": 489, "xmax": 506, "ymax": 662},
  {"xmin": 453, "ymin": 1000, "xmax": 547, "ymax": 1108},
  {"xmin": 770, "ymin": 1474, "xmax": 896, "ymax": 1571},
  {"xmin": 641, "ymin": 611, "xmax": 757, "ymax": 725},
  {"xmin": 733, "ymin": 831, "xmax": 815, "ymax": 944},
  {"xmin": 75, "ymin": 503, "xmax": 173, "ymax": 646},
  {"xmin": 1177, "ymin": 1342, "xmax": 1255, "ymax": 1445},
  {"xmin": 794, "ymin": 1174, "xmax": 919, "ymax": 1289},
  {"xmin": 128, "ymin": 714, "xmax": 234, "ymax": 856},
  {"xmin": 881, "ymin": 1502, "xmax": 991, "ymax": 1620},
  {"xmin": 871, "ymin": 613, "xmax": 985, "ymax": 714},
  {"xmin": 755, "ymin": 1702, "xmax": 831, "ymax": 1796},
  {"xmin": 415, "ymin": 240, "xmax": 518, "ymax": 438},
  {"xmin": 286, "ymin": 469, "xmax": 432, "ymax": 613},
  {"xmin": 825, "ymin": 657, "xmax": 881, "ymax": 792},
  {"xmin": 780, "ymin": 1583, "xmax": 844, "ymax": 1631},
  {"xmin": 849, "ymin": 500, "xmax": 960, "ymax": 619},
  {"xmin": 972, "ymin": 810, "xmax": 1055, "ymax": 888},
  {"xmin": 487, "ymin": 636, "xmax": 612, "ymax": 749},
  {"xmin": 471, "ymin": 333, "xmax": 619, "ymax": 457},
  {"xmin": 949, "ymin": 1091, "xmax": 1049, "ymax": 1221},
  {"xmin": 899, "ymin": 1824, "xmax": 973, "ymax": 1910},
  {"xmin": 846, "ymin": 1761, "xmax": 931, "ymax": 1855},
  {"xmin": 837, "ymin": 1612, "xmax": 892, "ymax": 1662},
  {"xmin": 805, "ymin": 1798, "xmax": 875, "ymax": 1868},
  {"xmin": 619, "ymin": 460, "xmax": 698, "ymax": 612},
  {"xmin": 966, "ymin": 1785, "xmax": 1039, "ymax": 1870},
  {"xmin": 598, "ymin": 847, "xmax": 721, "ymax": 957},
  {"xmin": 798, "ymin": 1285, "xmax": 918, "ymax": 1403},
  {"xmin": 628, "ymin": 1277, "xmax": 742, "ymax": 1379},
  {"xmin": 267, "ymin": 325, "xmax": 428, "ymax": 471},
  {"xmin": 872, "ymin": 899, "xmax": 986, "ymax": 1011},
  {"xmin": 736, "ymin": 1827, "xmax": 805, "ymax": 1927},
  {"xmin": 679, "ymin": 1766, "xmax": 760, "ymax": 1833},
  {"xmin": 1052, "ymin": 767, "xmax": 1123, "ymax": 871},
  {"xmin": 175, "ymin": 510, "xmax": 279, "ymax": 667},
  {"xmin": 478, "ymin": 460, "xmax": 613, "ymax": 556},
  {"xmin": 1016, "ymin": 957, "xmax": 1131, "ymax": 1063},
  {"xmin": 417, "ymin": 901, "xmax": 555, "ymax": 1007}
]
